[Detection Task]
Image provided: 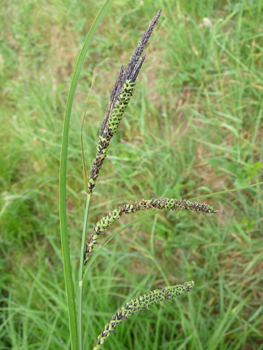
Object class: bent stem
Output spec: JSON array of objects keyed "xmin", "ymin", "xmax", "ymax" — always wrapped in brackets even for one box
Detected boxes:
[{"xmin": 78, "ymin": 194, "xmax": 91, "ymax": 350}]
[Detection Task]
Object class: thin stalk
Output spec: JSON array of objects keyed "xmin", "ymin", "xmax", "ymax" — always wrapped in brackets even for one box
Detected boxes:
[
  {"xmin": 81, "ymin": 71, "xmax": 97, "ymax": 194},
  {"xmin": 81, "ymin": 102, "xmax": 90, "ymax": 194},
  {"xmin": 59, "ymin": 1, "xmax": 112, "ymax": 350},
  {"xmin": 78, "ymin": 194, "xmax": 91, "ymax": 350}
]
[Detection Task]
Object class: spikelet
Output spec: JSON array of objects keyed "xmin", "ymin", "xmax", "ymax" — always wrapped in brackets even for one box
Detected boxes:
[
  {"xmin": 87, "ymin": 10, "xmax": 162, "ymax": 193},
  {"xmin": 84, "ymin": 198, "xmax": 217, "ymax": 265},
  {"xmin": 93, "ymin": 281, "xmax": 195, "ymax": 350},
  {"xmin": 88, "ymin": 80, "xmax": 136, "ymax": 192}
]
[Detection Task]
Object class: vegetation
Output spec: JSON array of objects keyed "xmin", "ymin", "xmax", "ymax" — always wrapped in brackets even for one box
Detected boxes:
[{"xmin": 1, "ymin": 0, "xmax": 262, "ymax": 349}]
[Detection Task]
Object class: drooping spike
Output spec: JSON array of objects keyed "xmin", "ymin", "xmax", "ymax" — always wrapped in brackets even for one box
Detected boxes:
[
  {"xmin": 93, "ymin": 281, "xmax": 194, "ymax": 350},
  {"xmin": 84, "ymin": 198, "xmax": 217, "ymax": 266}
]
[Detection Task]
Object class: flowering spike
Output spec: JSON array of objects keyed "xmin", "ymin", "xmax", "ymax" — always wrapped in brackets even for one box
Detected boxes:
[
  {"xmin": 87, "ymin": 10, "xmax": 161, "ymax": 193},
  {"xmin": 99, "ymin": 65, "xmax": 124, "ymax": 138},
  {"xmin": 87, "ymin": 80, "xmax": 136, "ymax": 193},
  {"xmin": 84, "ymin": 198, "xmax": 217, "ymax": 265},
  {"xmin": 93, "ymin": 281, "xmax": 195, "ymax": 350}
]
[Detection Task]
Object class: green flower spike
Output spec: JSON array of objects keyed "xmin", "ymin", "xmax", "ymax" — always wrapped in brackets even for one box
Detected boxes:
[
  {"xmin": 87, "ymin": 10, "xmax": 162, "ymax": 193},
  {"xmin": 84, "ymin": 198, "xmax": 217, "ymax": 265},
  {"xmin": 88, "ymin": 79, "xmax": 136, "ymax": 192},
  {"xmin": 93, "ymin": 281, "xmax": 195, "ymax": 350}
]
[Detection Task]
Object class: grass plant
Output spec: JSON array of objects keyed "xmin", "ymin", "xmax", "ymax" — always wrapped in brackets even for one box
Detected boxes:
[
  {"xmin": 75, "ymin": 9, "xmax": 214, "ymax": 349},
  {"xmin": 1, "ymin": 0, "xmax": 262, "ymax": 349}
]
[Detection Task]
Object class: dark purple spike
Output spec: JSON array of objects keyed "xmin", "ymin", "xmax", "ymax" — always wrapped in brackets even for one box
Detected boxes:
[
  {"xmin": 129, "ymin": 55, "xmax": 146, "ymax": 82},
  {"xmin": 99, "ymin": 64, "xmax": 124, "ymax": 136},
  {"xmin": 123, "ymin": 10, "xmax": 162, "ymax": 83},
  {"xmin": 113, "ymin": 10, "xmax": 162, "ymax": 107}
]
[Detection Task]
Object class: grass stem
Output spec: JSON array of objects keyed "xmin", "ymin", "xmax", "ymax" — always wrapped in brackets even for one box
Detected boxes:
[
  {"xmin": 78, "ymin": 194, "xmax": 91, "ymax": 350},
  {"xmin": 59, "ymin": 1, "xmax": 112, "ymax": 349}
]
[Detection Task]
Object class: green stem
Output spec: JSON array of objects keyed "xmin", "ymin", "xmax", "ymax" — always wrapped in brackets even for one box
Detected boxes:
[
  {"xmin": 59, "ymin": 1, "xmax": 112, "ymax": 349},
  {"xmin": 59, "ymin": 113, "xmax": 78, "ymax": 350},
  {"xmin": 78, "ymin": 194, "xmax": 91, "ymax": 350}
]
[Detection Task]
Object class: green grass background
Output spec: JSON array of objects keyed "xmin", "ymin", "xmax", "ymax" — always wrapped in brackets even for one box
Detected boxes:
[{"xmin": 1, "ymin": 0, "xmax": 263, "ymax": 349}]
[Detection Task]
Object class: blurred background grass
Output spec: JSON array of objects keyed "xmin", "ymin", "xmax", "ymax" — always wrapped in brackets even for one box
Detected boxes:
[{"xmin": 0, "ymin": 0, "xmax": 263, "ymax": 349}]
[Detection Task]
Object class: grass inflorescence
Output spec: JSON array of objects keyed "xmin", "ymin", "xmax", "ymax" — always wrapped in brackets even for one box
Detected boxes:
[
  {"xmin": 88, "ymin": 79, "xmax": 136, "ymax": 193},
  {"xmin": 1, "ymin": 1, "xmax": 262, "ymax": 349},
  {"xmin": 93, "ymin": 281, "xmax": 195, "ymax": 350},
  {"xmin": 79, "ymin": 9, "xmax": 218, "ymax": 349},
  {"xmin": 81, "ymin": 10, "xmax": 208, "ymax": 348},
  {"xmin": 88, "ymin": 10, "xmax": 161, "ymax": 193},
  {"xmin": 84, "ymin": 198, "xmax": 217, "ymax": 265}
]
